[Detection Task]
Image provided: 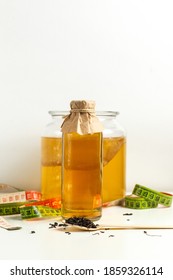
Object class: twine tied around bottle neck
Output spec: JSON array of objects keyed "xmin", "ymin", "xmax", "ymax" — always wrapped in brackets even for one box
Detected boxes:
[{"xmin": 70, "ymin": 108, "xmax": 95, "ymax": 113}]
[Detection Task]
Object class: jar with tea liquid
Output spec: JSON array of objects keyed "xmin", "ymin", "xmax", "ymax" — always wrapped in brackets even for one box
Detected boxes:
[
  {"xmin": 41, "ymin": 111, "xmax": 67, "ymax": 201},
  {"xmin": 97, "ymin": 111, "xmax": 126, "ymax": 205},
  {"xmin": 61, "ymin": 100, "xmax": 103, "ymax": 221},
  {"xmin": 41, "ymin": 110, "xmax": 126, "ymax": 208}
]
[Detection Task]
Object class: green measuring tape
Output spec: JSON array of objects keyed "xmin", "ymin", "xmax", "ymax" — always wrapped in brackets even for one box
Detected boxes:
[
  {"xmin": 0, "ymin": 202, "xmax": 25, "ymax": 216},
  {"xmin": 20, "ymin": 205, "xmax": 60, "ymax": 219},
  {"xmin": 125, "ymin": 196, "xmax": 158, "ymax": 209},
  {"xmin": 0, "ymin": 203, "xmax": 61, "ymax": 219},
  {"xmin": 125, "ymin": 184, "xmax": 173, "ymax": 209}
]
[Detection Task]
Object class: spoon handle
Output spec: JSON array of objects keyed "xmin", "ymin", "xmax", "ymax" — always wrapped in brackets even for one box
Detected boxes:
[{"xmin": 100, "ymin": 225, "xmax": 173, "ymax": 230}]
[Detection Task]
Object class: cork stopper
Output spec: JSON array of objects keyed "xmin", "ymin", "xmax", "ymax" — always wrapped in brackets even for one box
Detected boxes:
[{"xmin": 61, "ymin": 100, "xmax": 103, "ymax": 134}]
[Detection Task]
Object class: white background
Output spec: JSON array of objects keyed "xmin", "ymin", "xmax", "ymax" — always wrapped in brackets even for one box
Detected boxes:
[{"xmin": 0, "ymin": 0, "xmax": 173, "ymax": 192}]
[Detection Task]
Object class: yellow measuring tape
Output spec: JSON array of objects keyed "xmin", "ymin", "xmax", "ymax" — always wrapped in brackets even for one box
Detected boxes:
[{"xmin": 125, "ymin": 184, "xmax": 173, "ymax": 209}]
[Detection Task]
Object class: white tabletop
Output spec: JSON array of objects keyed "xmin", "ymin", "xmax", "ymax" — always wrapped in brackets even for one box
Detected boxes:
[{"xmin": 0, "ymin": 204, "xmax": 173, "ymax": 260}]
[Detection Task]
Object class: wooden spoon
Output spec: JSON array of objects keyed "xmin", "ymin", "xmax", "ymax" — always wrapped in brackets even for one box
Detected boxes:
[{"xmin": 64, "ymin": 223, "xmax": 173, "ymax": 231}]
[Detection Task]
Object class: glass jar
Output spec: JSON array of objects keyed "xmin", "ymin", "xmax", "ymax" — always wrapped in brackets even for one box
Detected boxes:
[
  {"xmin": 41, "ymin": 110, "xmax": 126, "ymax": 206},
  {"xmin": 97, "ymin": 111, "xmax": 126, "ymax": 205},
  {"xmin": 41, "ymin": 111, "xmax": 67, "ymax": 200}
]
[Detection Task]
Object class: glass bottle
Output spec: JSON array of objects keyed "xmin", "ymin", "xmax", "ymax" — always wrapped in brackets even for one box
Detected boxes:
[
  {"xmin": 97, "ymin": 111, "xmax": 126, "ymax": 205},
  {"xmin": 41, "ymin": 111, "xmax": 67, "ymax": 200},
  {"xmin": 61, "ymin": 100, "xmax": 103, "ymax": 221}
]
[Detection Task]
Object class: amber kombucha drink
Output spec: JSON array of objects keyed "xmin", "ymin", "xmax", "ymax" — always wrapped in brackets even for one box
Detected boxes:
[
  {"xmin": 102, "ymin": 136, "xmax": 126, "ymax": 204},
  {"xmin": 41, "ymin": 135, "xmax": 125, "ymax": 206},
  {"xmin": 41, "ymin": 137, "xmax": 62, "ymax": 200},
  {"xmin": 61, "ymin": 132, "xmax": 102, "ymax": 220}
]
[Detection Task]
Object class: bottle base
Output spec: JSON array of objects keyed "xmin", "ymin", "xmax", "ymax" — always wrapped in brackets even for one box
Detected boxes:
[{"xmin": 61, "ymin": 208, "xmax": 102, "ymax": 221}]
